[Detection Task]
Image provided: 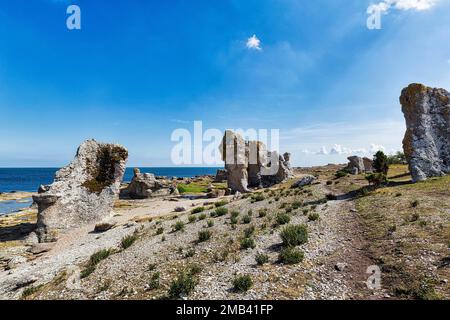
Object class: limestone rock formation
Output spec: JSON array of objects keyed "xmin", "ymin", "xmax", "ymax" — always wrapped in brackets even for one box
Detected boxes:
[
  {"xmin": 33, "ymin": 140, "xmax": 128, "ymax": 242},
  {"xmin": 219, "ymin": 131, "xmax": 294, "ymax": 193},
  {"xmin": 123, "ymin": 168, "xmax": 179, "ymax": 199},
  {"xmin": 346, "ymin": 156, "xmax": 373, "ymax": 175},
  {"xmin": 400, "ymin": 83, "xmax": 450, "ymax": 182}
]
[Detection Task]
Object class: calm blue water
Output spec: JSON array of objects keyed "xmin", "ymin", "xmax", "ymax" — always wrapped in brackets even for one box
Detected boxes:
[
  {"xmin": 0, "ymin": 167, "xmax": 221, "ymax": 215},
  {"xmin": 0, "ymin": 167, "xmax": 221, "ymax": 193}
]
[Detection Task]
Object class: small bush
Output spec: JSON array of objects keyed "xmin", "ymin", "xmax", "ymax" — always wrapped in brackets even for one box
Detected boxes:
[
  {"xmin": 231, "ymin": 210, "xmax": 240, "ymax": 218},
  {"xmin": 147, "ymin": 272, "xmax": 160, "ymax": 290},
  {"xmin": 173, "ymin": 221, "xmax": 185, "ymax": 232},
  {"xmin": 207, "ymin": 219, "xmax": 214, "ymax": 228},
  {"xmin": 243, "ymin": 225, "xmax": 255, "ymax": 238},
  {"xmin": 198, "ymin": 230, "xmax": 212, "ymax": 242},
  {"xmin": 326, "ymin": 180, "xmax": 333, "ymax": 185},
  {"xmin": 240, "ymin": 237, "xmax": 256, "ymax": 250},
  {"xmin": 335, "ymin": 170, "xmax": 348, "ymax": 178},
  {"xmin": 81, "ymin": 249, "xmax": 113, "ymax": 278},
  {"xmin": 192, "ymin": 206, "xmax": 205, "ymax": 214},
  {"xmin": 214, "ymin": 207, "xmax": 228, "ymax": 217},
  {"xmin": 308, "ymin": 212, "xmax": 320, "ymax": 221},
  {"xmin": 411, "ymin": 200, "xmax": 419, "ymax": 208},
  {"xmin": 279, "ymin": 247, "xmax": 304, "ymax": 264},
  {"xmin": 188, "ymin": 215, "xmax": 197, "ymax": 223},
  {"xmin": 258, "ymin": 209, "xmax": 267, "ymax": 218},
  {"xmin": 156, "ymin": 227, "xmax": 164, "ymax": 235},
  {"xmin": 276, "ymin": 213, "xmax": 291, "ymax": 225},
  {"xmin": 168, "ymin": 271, "xmax": 197, "ymax": 298},
  {"xmin": 189, "ymin": 264, "xmax": 202, "ymax": 276},
  {"xmin": 198, "ymin": 213, "xmax": 207, "ymax": 220},
  {"xmin": 251, "ymin": 194, "xmax": 265, "ymax": 202},
  {"xmin": 233, "ymin": 275, "xmax": 253, "ymax": 292},
  {"xmin": 215, "ymin": 200, "xmax": 228, "ymax": 207},
  {"xmin": 292, "ymin": 201, "xmax": 302, "ymax": 209},
  {"xmin": 121, "ymin": 233, "xmax": 138, "ymax": 249},
  {"xmin": 302, "ymin": 209, "xmax": 309, "ymax": 215},
  {"xmin": 241, "ymin": 215, "xmax": 252, "ymax": 224},
  {"xmin": 365, "ymin": 173, "xmax": 387, "ymax": 187},
  {"xmin": 280, "ymin": 224, "xmax": 308, "ymax": 247},
  {"xmin": 230, "ymin": 216, "xmax": 238, "ymax": 225},
  {"xmin": 184, "ymin": 248, "xmax": 195, "ymax": 258},
  {"xmin": 255, "ymin": 253, "xmax": 269, "ymax": 265}
]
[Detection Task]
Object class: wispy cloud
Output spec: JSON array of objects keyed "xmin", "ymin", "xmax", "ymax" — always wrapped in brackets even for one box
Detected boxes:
[
  {"xmin": 246, "ymin": 35, "xmax": 262, "ymax": 51},
  {"xmin": 368, "ymin": 0, "xmax": 438, "ymax": 14}
]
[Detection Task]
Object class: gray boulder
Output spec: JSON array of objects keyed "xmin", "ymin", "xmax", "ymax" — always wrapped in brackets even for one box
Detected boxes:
[
  {"xmin": 33, "ymin": 139, "xmax": 128, "ymax": 242},
  {"xmin": 400, "ymin": 83, "xmax": 450, "ymax": 182},
  {"xmin": 292, "ymin": 175, "xmax": 317, "ymax": 188},
  {"xmin": 124, "ymin": 168, "xmax": 178, "ymax": 199}
]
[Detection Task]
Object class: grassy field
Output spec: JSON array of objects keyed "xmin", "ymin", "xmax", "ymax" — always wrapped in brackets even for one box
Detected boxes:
[
  {"xmin": 177, "ymin": 178, "xmax": 227, "ymax": 194},
  {"xmin": 355, "ymin": 168, "xmax": 450, "ymax": 299}
]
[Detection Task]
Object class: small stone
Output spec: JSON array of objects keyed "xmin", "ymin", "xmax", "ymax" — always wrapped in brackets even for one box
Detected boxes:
[
  {"xmin": 28, "ymin": 242, "xmax": 55, "ymax": 255},
  {"xmin": 334, "ymin": 263, "xmax": 347, "ymax": 271}
]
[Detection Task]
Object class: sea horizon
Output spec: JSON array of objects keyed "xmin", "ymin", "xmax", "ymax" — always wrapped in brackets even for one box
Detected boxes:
[{"xmin": 0, "ymin": 167, "xmax": 224, "ymax": 194}]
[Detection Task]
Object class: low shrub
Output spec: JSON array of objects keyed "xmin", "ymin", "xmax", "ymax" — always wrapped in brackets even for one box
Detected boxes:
[
  {"xmin": 279, "ymin": 247, "xmax": 304, "ymax": 265},
  {"xmin": 198, "ymin": 230, "xmax": 212, "ymax": 242},
  {"xmin": 121, "ymin": 233, "xmax": 138, "ymax": 249},
  {"xmin": 308, "ymin": 212, "xmax": 320, "ymax": 221},
  {"xmin": 192, "ymin": 206, "xmax": 205, "ymax": 214},
  {"xmin": 280, "ymin": 224, "xmax": 308, "ymax": 247},
  {"xmin": 198, "ymin": 213, "xmax": 207, "ymax": 220},
  {"xmin": 207, "ymin": 219, "xmax": 214, "ymax": 228},
  {"xmin": 215, "ymin": 200, "xmax": 228, "ymax": 207},
  {"xmin": 188, "ymin": 215, "xmax": 197, "ymax": 223},
  {"xmin": 241, "ymin": 215, "xmax": 252, "ymax": 224},
  {"xmin": 233, "ymin": 275, "xmax": 253, "ymax": 292},
  {"xmin": 172, "ymin": 221, "xmax": 185, "ymax": 232},
  {"xmin": 255, "ymin": 253, "xmax": 269, "ymax": 265},
  {"xmin": 214, "ymin": 207, "xmax": 228, "ymax": 217},
  {"xmin": 243, "ymin": 225, "xmax": 255, "ymax": 238},
  {"xmin": 276, "ymin": 213, "xmax": 291, "ymax": 225},
  {"xmin": 240, "ymin": 237, "xmax": 256, "ymax": 250},
  {"xmin": 168, "ymin": 271, "xmax": 197, "ymax": 298}
]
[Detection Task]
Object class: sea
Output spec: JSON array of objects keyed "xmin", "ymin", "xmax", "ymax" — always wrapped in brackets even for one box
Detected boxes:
[{"xmin": 0, "ymin": 167, "xmax": 221, "ymax": 215}]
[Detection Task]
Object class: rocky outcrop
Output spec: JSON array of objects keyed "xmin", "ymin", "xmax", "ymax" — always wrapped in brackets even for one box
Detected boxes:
[
  {"xmin": 219, "ymin": 131, "xmax": 294, "ymax": 193},
  {"xmin": 123, "ymin": 168, "xmax": 179, "ymax": 199},
  {"xmin": 345, "ymin": 156, "xmax": 373, "ymax": 175},
  {"xmin": 291, "ymin": 175, "xmax": 316, "ymax": 188},
  {"xmin": 33, "ymin": 140, "xmax": 128, "ymax": 242},
  {"xmin": 214, "ymin": 169, "xmax": 228, "ymax": 182},
  {"xmin": 400, "ymin": 83, "xmax": 450, "ymax": 182}
]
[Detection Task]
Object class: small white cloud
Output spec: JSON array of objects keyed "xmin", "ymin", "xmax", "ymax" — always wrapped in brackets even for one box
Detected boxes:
[{"xmin": 246, "ymin": 34, "xmax": 262, "ymax": 51}]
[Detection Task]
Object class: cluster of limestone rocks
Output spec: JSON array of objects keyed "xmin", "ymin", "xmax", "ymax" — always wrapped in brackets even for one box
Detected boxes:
[
  {"xmin": 27, "ymin": 83, "xmax": 449, "ymax": 243},
  {"xmin": 345, "ymin": 156, "xmax": 373, "ymax": 175},
  {"xmin": 120, "ymin": 168, "xmax": 179, "ymax": 199},
  {"xmin": 218, "ymin": 130, "xmax": 294, "ymax": 193}
]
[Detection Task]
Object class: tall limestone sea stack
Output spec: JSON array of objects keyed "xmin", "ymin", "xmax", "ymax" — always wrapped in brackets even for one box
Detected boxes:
[
  {"xmin": 400, "ymin": 83, "xmax": 450, "ymax": 182},
  {"xmin": 32, "ymin": 140, "xmax": 128, "ymax": 242}
]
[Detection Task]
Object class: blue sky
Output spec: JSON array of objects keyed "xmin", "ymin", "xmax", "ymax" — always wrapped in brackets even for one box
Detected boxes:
[{"xmin": 0, "ymin": 0, "xmax": 449, "ymax": 167}]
